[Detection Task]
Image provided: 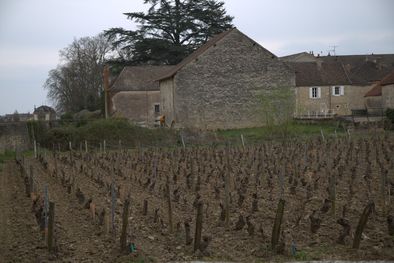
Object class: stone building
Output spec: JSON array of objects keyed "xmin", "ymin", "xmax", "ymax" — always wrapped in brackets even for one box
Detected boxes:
[
  {"xmin": 109, "ymin": 66, "xmax": 173, "ymax": 126},
  {"xmin": 33, "ymin": 105, "xmax": 56, "ymax": 121},
  {"xmin": 158, "ymin": 28, "xmax": 295, "ymax": 130},
  {"xmin": 283, "ymin": 54, "xmax": 394, "ymax": 117},
  {"xmin": 365, "ymin": 71, "xmax": 394, "ymax": 113}
]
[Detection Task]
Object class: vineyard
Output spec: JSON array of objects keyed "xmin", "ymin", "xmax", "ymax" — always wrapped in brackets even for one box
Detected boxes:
[{"xmin": 9, "ymin": 134, "xmax": 394, "ymax": 262}]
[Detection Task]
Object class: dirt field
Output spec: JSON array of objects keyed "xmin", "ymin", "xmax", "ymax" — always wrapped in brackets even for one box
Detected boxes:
[{"xmin": 1, "ymin": 135, "xmax": 394, "ymax": 262}]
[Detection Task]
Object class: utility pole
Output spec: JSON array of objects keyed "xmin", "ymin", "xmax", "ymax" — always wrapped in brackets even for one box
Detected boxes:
[{"xmin": 103, "ymin": 65, "xmax": 110, "ymax": 119}]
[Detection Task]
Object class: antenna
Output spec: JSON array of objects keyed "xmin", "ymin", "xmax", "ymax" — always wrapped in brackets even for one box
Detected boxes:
[{"xmin": 328, "ymin": 45, "xmax": 339, "ymax": 56}]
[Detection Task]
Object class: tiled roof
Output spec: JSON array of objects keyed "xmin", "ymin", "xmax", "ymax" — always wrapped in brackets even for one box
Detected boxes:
[
  {"xmin": 365, "ymin": 70, "xmax": 394, "ymax": 97},
  {"xmin": 380, "ymin": 70, "xmax": 394, "ymax": 86},
  {"xmin": 110, "ymin": 65, "xmax": 174, "ymax": 92},
  {"xmin": 319, "ymin": 54, "xmax": 394, "ymax": 85},
  {"xmin": 290, "ymin": 62, "xmax": 351, "ymax": 87}
]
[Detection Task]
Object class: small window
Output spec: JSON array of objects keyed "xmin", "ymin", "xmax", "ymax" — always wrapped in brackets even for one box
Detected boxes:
[
  {"xmin": 310, "ymin": 87, "xmax": 321, "ymax": 99},
  {"xmin": 154, "ymin": 104, "xmax": 160, "ymax": 113},
  {"xmin": 332, "ymin": 86, "xmax": 344, "ymax": 96}
]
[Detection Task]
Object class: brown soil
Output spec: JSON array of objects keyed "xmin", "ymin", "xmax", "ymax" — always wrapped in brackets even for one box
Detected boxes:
[{"xmin": 2, "ymin": 136, "xmax": 394, "ymax": 262}]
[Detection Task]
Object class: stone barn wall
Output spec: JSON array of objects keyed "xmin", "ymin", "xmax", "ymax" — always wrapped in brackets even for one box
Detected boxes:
[
  {"xmin": 162, "ymin": 29, "xmax": 295, "ymax": 130},
  {"xmin": 111, "ymin": 91, "xmax": 161, "ymax": 126},
  {"xmin": 382, "ymin": 84, "xmax": 394, "ymax": 110},
  {"xmin": 0, "ymin": 123, "xmax": 30, "ymax": 153}
]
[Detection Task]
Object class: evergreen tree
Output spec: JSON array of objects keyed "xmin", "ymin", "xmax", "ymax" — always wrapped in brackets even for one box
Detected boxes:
[{"xmin": 105, "ymin": 0, "xmax": 233, "ymax": 65}]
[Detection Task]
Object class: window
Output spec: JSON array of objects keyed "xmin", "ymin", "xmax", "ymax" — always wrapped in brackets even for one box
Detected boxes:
[
  {"xmin": 154, "ymin": 104, "xmax": 160, "ymax": 113},
  {"xmin": 332, "ymin": 86, "xmax": 344, "ymax": 96},
  {"xmin": 309, "ymin": 87, "xmax": 321, "ymax": 99}
]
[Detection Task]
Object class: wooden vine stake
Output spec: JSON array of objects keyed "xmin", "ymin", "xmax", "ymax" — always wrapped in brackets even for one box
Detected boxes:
[
  {"xmin": 143, "ymin": 199, "xmax": 148, "ymax": 216},
  {"xmin": 120, "ymin": 197, "xmax": 130, "ymax": 252},
  {"xmin": 353, "ymin": 201, "xmax": 374, "ymax": 249},
  {"xmin": 29, "ymin": 165, "xmax": 34, "ymax": 199},
  {"xmin": 271, "ymin": 199, "xmax": 285, "ymax": 252},
  {"xmin": 47, "ymin": 201, "xmax": 55, "ymax": 252},
  {"xmin": 241, "ymin": 134, "xmax": 245, "ymax": 149},
  {"xmin": 224, "ymin": 146, "xmax": 230, "ymax": 229},
  {"xmin": 329, "ymin": 173, "xmax": 336, "ymax": 216},
  {"xmin": 166, "ymin": 175, "xmax": 173, "ymax": 233},
  {"xmin": 194, "ymin": 201, "xmax": 203, "ymax": 252}
]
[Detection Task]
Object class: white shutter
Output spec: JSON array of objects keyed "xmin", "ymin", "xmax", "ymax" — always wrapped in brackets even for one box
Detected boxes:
[
  {"xmin": 332, "ymin": 86, "xmax": 336, "ymax": 96},
  {"xmin": 317, "ymin": 87, "xmax": 321, "ymax": 98},
  {"xmin": 340, "ymin": 86, "xmax": 345, "ymax": 95},
  {"xmin": 309, "ymin": 87, "xmax": 313, "ymax": 98}
]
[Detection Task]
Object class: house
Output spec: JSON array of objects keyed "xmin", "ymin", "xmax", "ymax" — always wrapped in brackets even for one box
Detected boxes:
[
  {"xmin": 157, "ymin": 28, "xmax": 295, "ymax": 130},
  {"xmin": 0, "ymin": 112, "xmax": 33, "ymax": 122},
  {"xmin": 283, "ymin": 53, "xmax": 394, "ymax": 118},
  {"xmin": 33, "ymin": 106, "xmax": 56, "ymax": 121},
  {"xmin": 109, "ymin": 66, "xmax": 173, "ymax": 126},
  {"xmin": 365, "ymin": 70, "xmax": 394, "ymax": 114},
  {"xmin": 290, "ymin": 61, "xmax": 352, "ymax": 117}
]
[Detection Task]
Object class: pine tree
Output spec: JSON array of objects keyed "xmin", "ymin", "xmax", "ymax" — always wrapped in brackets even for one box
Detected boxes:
[{"xmin": 105, "ymin": 0, "xmax": 233, "ymax": 65}]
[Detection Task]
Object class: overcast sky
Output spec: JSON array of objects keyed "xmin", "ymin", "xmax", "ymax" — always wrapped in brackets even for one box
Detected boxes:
[{"xmin": 0, "ymin": 0, "xmax": 393, "ymax": 115}]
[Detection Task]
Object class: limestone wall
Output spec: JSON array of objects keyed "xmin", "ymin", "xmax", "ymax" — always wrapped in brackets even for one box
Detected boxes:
[
  {"xmin": 111, "ymin": 91, "xmax": 160, "ymax": 126},
  {"xmin": 0, "ymin": 123, "xmax": 30, "ymax": 153},
  {"xmin": 168, "ymin": 29, "xmax": 295, "ymax": 130}
]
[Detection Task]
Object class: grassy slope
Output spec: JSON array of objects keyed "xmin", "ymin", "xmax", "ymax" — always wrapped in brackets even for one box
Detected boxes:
[{"xmin": 217, "ymin": 122, "xmax": 345, "ymax": 144}]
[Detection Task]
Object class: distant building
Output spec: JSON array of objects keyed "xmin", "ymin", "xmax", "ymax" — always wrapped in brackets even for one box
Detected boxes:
[
  {"xmin": 33, "ymin": 105, "xmax": 56, "ymax": 121},
  {"xmin": 283, "ymin": 53, "xmax": 394, "ymax": 118},
  {"xmin": 0, "ymin": 112, "xmax": 32, "ymax": 123}
]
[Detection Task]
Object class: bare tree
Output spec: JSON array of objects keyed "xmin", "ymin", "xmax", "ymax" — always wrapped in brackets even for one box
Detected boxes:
[{"xmin": 44, "ymin": 34, "xmax": 112, "ymax": 113}]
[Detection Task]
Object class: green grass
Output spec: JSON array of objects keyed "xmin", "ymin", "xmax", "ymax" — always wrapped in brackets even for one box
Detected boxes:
[
  {"xmin": 0, "ymin": 150, "xmax": 16, "ymax": 171},
  {"xmin": 217, "ymin": 121, "xmax": 345, "ymax": 144},
  {"xmin": 0, "ymin": 150, "xmax": 16, "ymax": 163}
]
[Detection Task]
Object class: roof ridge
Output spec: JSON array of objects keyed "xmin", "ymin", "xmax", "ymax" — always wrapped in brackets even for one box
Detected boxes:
[{"xmin": 157, "ymin": 28, "xmax": 236, "ymax": 81}]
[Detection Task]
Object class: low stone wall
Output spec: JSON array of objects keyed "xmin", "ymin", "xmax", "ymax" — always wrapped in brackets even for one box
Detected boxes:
[{"xmin": 0, "ymin": 122, "xmax": 30, "ymax": 153}]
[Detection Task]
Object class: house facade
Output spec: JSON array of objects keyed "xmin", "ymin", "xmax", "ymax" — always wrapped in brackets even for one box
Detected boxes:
[
  {"xmin": 283, "ymin": 54, "xmax": 394, "ymax": 118},
  {"xmin": 158, "ymin": 28, "xmax": 295, "ymax": 130},
  {"xmin": 109, "ymin": 66, "xmax": 173, "ymax": 126}
]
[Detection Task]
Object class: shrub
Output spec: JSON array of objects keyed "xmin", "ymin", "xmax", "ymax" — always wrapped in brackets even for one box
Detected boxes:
[{"xmin": 386, "ymin": 108, "xmax": 394, "ymax": 123}]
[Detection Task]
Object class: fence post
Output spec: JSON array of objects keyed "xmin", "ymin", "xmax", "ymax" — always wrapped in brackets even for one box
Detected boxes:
[
  {"xmin": 85, "ymin": 140, "xmax": 88, "ymax": 153},
  {"xmin": 48, "ymin": 201, "xmax": 55, "ymax": 252},
  {"xmin": 241, "ymin": 134, "xmax": 245, "ymax": 149},
  {"xmin": 103, "ymin": 140, "xmax": 106, "ymax": 153}
]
